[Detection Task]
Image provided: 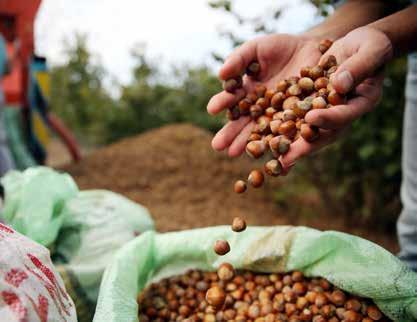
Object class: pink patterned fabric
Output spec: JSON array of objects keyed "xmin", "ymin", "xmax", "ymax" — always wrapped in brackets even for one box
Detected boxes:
[{"xmin": 0, "ymin": 223, "xmax": 76, "ymax": 322}]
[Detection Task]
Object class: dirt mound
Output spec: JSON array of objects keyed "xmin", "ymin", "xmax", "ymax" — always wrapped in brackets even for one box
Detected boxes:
[{"xmin": 63, "ymin": 124, "xmax": 398, "ymax": 251}]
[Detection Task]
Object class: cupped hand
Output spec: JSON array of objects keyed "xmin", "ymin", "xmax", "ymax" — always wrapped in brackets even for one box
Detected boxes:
[
  {"xmin": 208, "ymin": 27, "xmax": 391, "ymax": 174},
  {"xmin": 287, "ymin": 26, "xmax": 391, "ymax": 172},
  {"xmin": 207, "ymin": 34, "xmax": 322, "ymax": 158}
]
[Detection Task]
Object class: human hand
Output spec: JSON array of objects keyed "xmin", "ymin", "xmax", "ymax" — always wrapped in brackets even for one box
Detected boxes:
[
  {"xmin": 286, "ymin": 26, "xmax": 392, "ymax": 171},
  {"xmin": 207, "ymin": 33, "xmax": 322, "ymax": 158}
]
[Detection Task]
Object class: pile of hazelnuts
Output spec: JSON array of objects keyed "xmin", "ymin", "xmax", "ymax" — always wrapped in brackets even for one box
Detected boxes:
[
  {"xmin": 228, "ymin": 39, "xmax": 345, "ymax": 193},
  {"xmin": 138, "ymin": 268, "xmax": 389, "ymax": 322}
]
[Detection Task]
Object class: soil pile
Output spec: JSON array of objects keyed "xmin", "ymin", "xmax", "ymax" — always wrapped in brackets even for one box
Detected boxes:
[{"xmin": 63, "ymin": 124, "xmax": 397, "ymax": 251}]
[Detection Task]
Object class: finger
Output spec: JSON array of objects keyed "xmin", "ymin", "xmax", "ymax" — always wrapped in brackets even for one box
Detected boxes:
[
  {"xmin": 211, "ymin": 117, "xmax": 251, "ymax": 151},
  {"xmin": 207, "ymin": 89, "xmax": 246, "ymax": 115},
  {"xmin": 228, "ymin": 121, "xmax": 255, "ymax": 157},
  {"xmin": 219, "ymin": 40, "xmax": 258, "ymax": 80},
  {"xmin": 326, "ymin": 42, "xmax": 391, "ymax": 94},
  {"xmin": 279, "ymin": 129, "xmax": 342, "ymax": 171},
  {"xmin": 305, "ymin": 77, "xmax": 383, "ymax": 130}
]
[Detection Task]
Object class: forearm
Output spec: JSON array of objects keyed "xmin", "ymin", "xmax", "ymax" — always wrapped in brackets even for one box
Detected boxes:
[
  {"xmin": 369, "ymin": 4, "xmax": 417, "ymax": 57},
  {"xmin": 305, "ymin": 0, "xmax": 388, "ymax": 40}
]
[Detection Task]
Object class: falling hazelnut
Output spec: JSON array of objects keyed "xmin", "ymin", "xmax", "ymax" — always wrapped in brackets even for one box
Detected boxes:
[
  {"xmin": 234, "ymin": 180, "xmax": 247, "ymax": 194},
  {"xmin": 214, "ymin": 240, "xmax": 231, "ymax": 256},
  {"xmin": 248, "ymin": 169, "xmax": 264, "ymax": 188},
  {"xmin": 264, "ymin": 159, "xmax": 283, "ymax": 177},
  {"xmin": 246, "ymin": 140, "xmax": 266, "ymax": 159},
  {"xmin": 232, "ymin": 217, "xmax": 247, "ymax": 232}
]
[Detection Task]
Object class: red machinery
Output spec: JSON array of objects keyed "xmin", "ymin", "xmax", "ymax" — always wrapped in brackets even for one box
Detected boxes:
[{"xmin": 0, "ymin": 0, "xmax": 81, "ymax": 163}]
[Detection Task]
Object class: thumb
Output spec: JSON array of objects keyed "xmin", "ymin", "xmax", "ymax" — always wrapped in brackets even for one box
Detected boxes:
[{"xmin": 327, "ymin": 38, "xmax": 392, "ymax": 94}]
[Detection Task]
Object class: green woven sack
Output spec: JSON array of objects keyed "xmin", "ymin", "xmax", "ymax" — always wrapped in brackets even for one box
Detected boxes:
[
  {"xmin": 1, "ymin": 167, "xmax": 155, "ymax": 321},
  {"xmin": 93, "ymin": 226, "xmax": 417, "ymax": 322}
]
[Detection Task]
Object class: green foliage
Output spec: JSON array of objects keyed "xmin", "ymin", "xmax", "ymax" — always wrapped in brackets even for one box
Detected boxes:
[
  {"xmin": 49, "ymin": 35, "xmax": 223, "ymax": 145},
  {"xmin": 49, "ymin": 34, "xmax": 117, "ymax": 144}
]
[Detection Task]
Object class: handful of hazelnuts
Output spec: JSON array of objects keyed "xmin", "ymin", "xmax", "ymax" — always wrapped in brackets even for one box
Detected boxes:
[
  {"xmin": 138, "ymin": 268, "xmax": 389, "ymax": 321},
  {"xmin": 224, "ymin": 40, "xmax": 346, "ymax": 193}
]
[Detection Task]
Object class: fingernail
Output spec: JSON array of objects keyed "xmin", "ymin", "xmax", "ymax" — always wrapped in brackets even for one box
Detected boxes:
[{"xmin": 334, "ymin": 71, "xmax": 353, "ymax": 93}]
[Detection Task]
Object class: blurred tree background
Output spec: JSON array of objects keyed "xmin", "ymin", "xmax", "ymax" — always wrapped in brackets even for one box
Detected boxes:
[{"xmin": 49, "ymin": 0, "xmax": 407, "ymax": 229}]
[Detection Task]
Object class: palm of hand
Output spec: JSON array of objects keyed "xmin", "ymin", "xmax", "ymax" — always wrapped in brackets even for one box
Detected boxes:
[{"xmin": 207, "ymin": 34, "xmax": 323, "ymax": 159}]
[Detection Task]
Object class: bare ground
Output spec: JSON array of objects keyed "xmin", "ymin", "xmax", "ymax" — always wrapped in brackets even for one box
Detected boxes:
[{"xmin": 59, "ymin": 124, "xmax": 399, "ymax": 253}]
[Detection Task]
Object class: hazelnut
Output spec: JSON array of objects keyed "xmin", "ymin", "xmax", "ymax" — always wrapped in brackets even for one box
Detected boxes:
[
  {"xmin": 278, "ymin": 120, "xmax": 297, "ymax": 138},
  {"xmin": 296, "ymin": 118, "xmax": 304, "ymax": 130},
  {"xmin": 262, "ymin": 134, "xmax": 274, "ymax": 145},
  {"xmin": 238, "ymin": 98, "xmax": 252, "ymax": 115},
  {"xmin": 328, "ymin": 90, "xmax": 345, "ymax": 105},
  {"xmin": 276, "ymin": 80, "xmax": 288, "ymax": 92},
  {"xmin": 283, "ymin": 109, "xmax": 297, "ymax": 121},
  {"xmin": 366, "ymin": 305, "xmax": 382, "ymax": 320},
  {"xmin": 247, "ymin": 93, "xmax": 258, "ymax": 103},
  {"xmin": 298, "ymin": 77, "xmax": 315, "ymax": 93},
  {"xmin": 314, "ymin": 77, "xmax": 329, "ymax": 90},
  {"xmin": 213, "ymin": 240, "xmax": 231, "ymax": 256},
  {"xmin": 330, "ymin": 290, "xmax": 346, "ymax": 306},
  {"xmin": 247, "ymin": 133, "xmax": 262, "ymax": 142},
  {"xmin": 326, "ymin": 65, "xmax": 338, "ymax": 77},
  {"xmin": 269, "ymin": 135, "xmax": 291, "ymax": 155},
  {"xmin": 232, "ymin": 217, "xmax": 247, "ymax": 232},
  {"xmin": 309, "ymin": 65, "xmax": 324, "ymax": 80},
  {"xmin": 246, "ymin": 61, "xmax": 261, "ymax": 78},
  {"xmin": 248, "ymin": 169, "xmax": 264, "ymax": 188},
  {"xmin": 250, "ymin": 104, "xmax": 264, "ymax": 119},
  {"xmin": 319, "ymin": 39, "xmax": 333, "ymax": 54},
  {"xmin": 273, "ymin": 111, "xmax": 284, "ymax": 121},
  {"xmin": 206, "ymin": 286, "xmax": 226, "ymax": 309},
  {"xmin": 283, "ymin": 96, "xmax": 300, "ymax": 110},
  {"xmin": 223, "ymin": 76, "xmax": 242, "ymax": 93},
  {"xmin": 265, "ymin": 89, "xmax": 277, "ymax": 100},
  {"xmin": 246, "ymin": 140, "xmax": 266, "ymax": 159},
  {"xmin": 226, "ymin": 106, "xmax": 240, "ymax": 121},
  {"xmin": 270, "ymin": 120, "xmax": 283, "ymax": 135},
  {"xmin": 287, "ymin": 76, "xmax": 300, "ymax": 85},
  {"xmin": 300, "ymin": 124, "xmax": 320, "ymax": 142},
  {"xmin": 312, "ymin": 96, "xmax": 327, "ymax": 109},
  {"xmin": 321, "ymin": 55, "xmax": 338, "ymax": 70},
  {"xmin": 300, "ymin": 66, "xmax": 311, "ymax": 77},
  {"xmin": 256, "ymin": 115, "xmax": 272, "ymax": 134},
  {"xmin": 271, "ymin": 92, "xmax": 286, "ymax": 109},
  {"xmin": 234, "ymin": 180, "xmax": 247, "ymax": 194},
  {"xmin": 256, "ymin": 97, "xmax": 270, "ymax": 109},
  {"xmin": 345, "ymin": 299, "xmax": 361, "ymax": 312},
  {"xmin": 317, "ymin": 87, "xmax": 329, "ymax": 98},
  {"xmin": 255, "ymin": 84, "xmax": 267, "ymax": 98},
  {"xmin": 264, "ymin": 159, "xmax": 283, "ymax": 177},
  {"xmin": 218, "ymin": 263, "xmax": 235, "ymax": 281},
  {"xmin": 286, "ymin": 84, "xmax": 302, "ymax": 96},
  {"xmin": 265, "ymin": 107, "xmax": 277, "ymax": 118},
  {"xmin": 343, "ymin": 310, "xmax": 361, "ymax": 322},
  {"xmin": 294, "ymin": 98, "xmax": 313, "ymax": 118}
]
